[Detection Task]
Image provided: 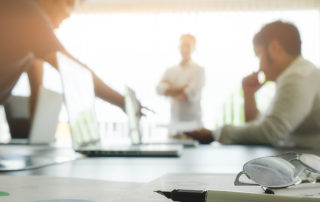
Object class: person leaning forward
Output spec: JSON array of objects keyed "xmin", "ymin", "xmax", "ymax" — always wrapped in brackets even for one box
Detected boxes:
[{"xmin": 0, "ymin": 0, "xmax": 127, "ymax": 118}]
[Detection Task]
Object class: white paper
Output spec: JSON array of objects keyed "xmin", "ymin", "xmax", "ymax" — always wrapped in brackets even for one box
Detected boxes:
[
  {"xmin": 115, "ymin": 173, "xmax": 320, "ymax": 202},
  {"xmin": 0, "ymin": 175, "xmax": 142, "ymax": 202}
]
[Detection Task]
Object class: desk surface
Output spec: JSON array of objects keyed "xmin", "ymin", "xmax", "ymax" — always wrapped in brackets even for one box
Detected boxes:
[{"xmin": 0, "ymin": 143, "xmax": 317, "ymax": 183}]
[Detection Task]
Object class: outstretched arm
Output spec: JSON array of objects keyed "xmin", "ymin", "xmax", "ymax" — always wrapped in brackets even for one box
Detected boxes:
[{"xmin": 43, "ymin": 51, "xmax": 125, "ymax": 111}]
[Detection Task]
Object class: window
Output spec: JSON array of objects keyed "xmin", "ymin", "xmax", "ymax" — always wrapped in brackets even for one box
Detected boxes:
[{"xmin": 13, "ymin": 9, "xmax": 320, "ymax": 129}]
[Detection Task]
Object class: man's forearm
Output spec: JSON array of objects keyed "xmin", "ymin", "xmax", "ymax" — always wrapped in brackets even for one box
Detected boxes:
[
  {"xmin": 165, "ymin": 86, "xmax": 185, "ymax": 97},
  {"xmin": 44, "ymin": 51, "xmax": 125, "ymax": 111},
  {"xmin": 173, "ymin": 91, "xmax": 188, "ymax": 101},
  {"xmin": 243, "ymin": 92, "xmax": 259, "ymax": 122},
  {"xmin": 92, "ymin": 72, "xmax": 125, "ymax": 110}
]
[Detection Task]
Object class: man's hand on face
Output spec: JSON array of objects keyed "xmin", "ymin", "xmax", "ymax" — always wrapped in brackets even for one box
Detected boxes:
[{"xmin": 242, "ymin": 72, "xmax": 266, "ymax": 96}]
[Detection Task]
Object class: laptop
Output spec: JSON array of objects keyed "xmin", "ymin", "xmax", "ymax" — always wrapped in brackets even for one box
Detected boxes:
[
  {"xmin": 4, "ymin": 86, "xmax": 62, "ymax": 145},
  {"xmin": 124, "ymin": 87, "xmax": 199, "ymax": 147},
  {"xmin": 57, "ymin": 53, "xmax": 182, "ymax": 157}
]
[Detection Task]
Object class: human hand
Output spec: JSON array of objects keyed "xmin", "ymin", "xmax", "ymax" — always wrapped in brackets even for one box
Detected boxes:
[
  {"xmin": 136, "ymin": 100, "xmax": 146, "ymax": 118},
  {"xmin": 184, "ymin": 128, "xmax": 215, "ymax": 144},
  {"xmin": 242, "ymin": 72, "xmax": 265, "ymax": 96},
  {"xmin": 172, "ymin": 93, "xmax": 188, "ymax": 102},
  {"xmin": 140, "ymin": 105, "xmax": 156, "ymax": 118},
  {"xmin": 165, "ymin": 86, "xmax": 186, "ymax": 97}
]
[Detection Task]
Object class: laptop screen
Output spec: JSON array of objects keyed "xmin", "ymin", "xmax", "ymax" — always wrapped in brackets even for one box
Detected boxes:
[{"xmin": 57, "ymin": 53, "xmax": 100, "ymax": 149}]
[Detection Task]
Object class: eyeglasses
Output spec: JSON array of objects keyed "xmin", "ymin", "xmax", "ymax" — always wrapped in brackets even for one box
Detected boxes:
[{"xmin": 234, "ymin": 152, "xmax": 320, "ymax": 192}]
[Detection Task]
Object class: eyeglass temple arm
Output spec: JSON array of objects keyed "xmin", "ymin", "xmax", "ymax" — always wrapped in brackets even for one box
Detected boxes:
[
  {"xmin": 234, "ymin": 171, "xmax": 259, "ymax": 186},
  {"xmin": 276, "ymin": 152, "xmax": 300, "ymax": 160}
]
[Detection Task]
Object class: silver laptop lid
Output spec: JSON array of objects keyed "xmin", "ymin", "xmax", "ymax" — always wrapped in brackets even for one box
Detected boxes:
[
  {"xmin": 57, "ymin": 53, "xmax": 100, "ymax": 149},
  {"xmin": 124, "ymin": 87, "xmax": 142, "ymax": 144}
]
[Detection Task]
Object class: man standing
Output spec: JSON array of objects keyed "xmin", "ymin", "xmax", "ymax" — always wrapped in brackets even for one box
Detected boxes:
[
  {"xmin": 157, "ymin": 34, "xmax": 205, "ymax": 133},
  {"xmin": 189, "ymin": 21, "xmax": 320, "ymax": 149}
]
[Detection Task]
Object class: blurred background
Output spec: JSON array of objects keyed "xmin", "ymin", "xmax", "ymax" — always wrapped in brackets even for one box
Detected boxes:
[{"xmin": 8, "ymin": 0, "xmax": 320, "ymax": 138}]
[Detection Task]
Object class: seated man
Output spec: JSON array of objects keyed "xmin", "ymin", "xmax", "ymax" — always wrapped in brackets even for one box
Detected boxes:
[
  {"xmin": 0, "ymin": 0, "xmax": 126, "ymax": 121},
  {"xmin": 157, "ymin": 34, "xmax": 205, "ymax": 133},
  {"xmin": 188, "ymin": 20, "xmax": 320, "ymax": 149}
]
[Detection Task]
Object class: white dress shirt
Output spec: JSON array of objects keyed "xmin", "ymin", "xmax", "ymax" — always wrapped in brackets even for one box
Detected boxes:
[
  {"xmin": 157, "ymin": 61, "xmax": 205, "ymax": 130},
  {"xmin": 215, "ymin": 56, "xmax": 320, "ymax": 149}
]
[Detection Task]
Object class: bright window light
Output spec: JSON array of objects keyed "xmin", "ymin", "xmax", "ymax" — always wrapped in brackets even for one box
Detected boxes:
[{"xmin": 13, "ymin": 10, "xmax": 320, "ymax": 129}]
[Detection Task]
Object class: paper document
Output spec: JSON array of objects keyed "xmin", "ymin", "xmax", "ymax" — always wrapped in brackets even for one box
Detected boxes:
[
  {"xmin": 115, "ymin": 173, "xmax": 320, "ymax": 202},
  {"xmin": 0, "ymin": 175, "xmax": 142, "ymax": 202}
]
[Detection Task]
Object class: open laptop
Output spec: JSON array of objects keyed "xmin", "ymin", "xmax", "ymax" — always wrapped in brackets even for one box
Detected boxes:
[
  {"xmin": 4, "ymin": 86, "xmax": 62, "ymax": 145},
  {"xmin": 125, "ymin": 87, "xmax": 199, "ymax": 147},
  {"xmin": 57, "ymin": 53, "xmax": 182, "ymax": 157}
]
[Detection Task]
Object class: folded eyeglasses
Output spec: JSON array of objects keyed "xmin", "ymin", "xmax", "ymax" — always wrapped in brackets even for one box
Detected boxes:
[{"xmin": 234, "ymin": 152, "xmax": 320, "ymax": 194}]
